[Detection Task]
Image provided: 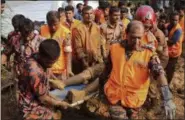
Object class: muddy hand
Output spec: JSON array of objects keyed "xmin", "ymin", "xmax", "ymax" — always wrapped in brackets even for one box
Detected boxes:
[{"xmin": 164, "ymin": 99, "xmax": 176, "ymax": 119}]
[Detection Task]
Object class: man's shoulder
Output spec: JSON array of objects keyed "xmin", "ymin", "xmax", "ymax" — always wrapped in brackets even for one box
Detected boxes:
[
  {"xmin": 74, "ymin": 19, "xmax": 81, "ymax": 23},
  {"xmin": 25, "ymin": 58, "xmax": 42, "ymax": 73},
  {"xmin": 40, "ymin": 24, "xmax": 48, "ymax": 29},
  {"xmin": 100, "ymin": 23, "xmax": 108, "ymax": 30},
  {"xmin": 34, "ymin": 34, "xmax": 45, "ymax": 42},
  {"xmin": 118, "ymin": 21, "xmax": 124, "ymax": 26},
  {"xmin": 59, "ymin": 25, "xmax": 71, "ymax": 34},
  {"xmin": 155, "ymin": 28, "xmax": 165, "ymax": 39},
  {"xmin": 117, "ymin": 21, "xmax": 124, "ymax": 29},
  {"xmin": 8, "ymin": 31, "xmax": 21, "ymax": 39},
  {"xmin": 74, "ymin": 22, "xmax": 84, "ymax": 29},
  {"xmin": 175, "ymin": 27, "xmax": 183, "ymax": 33}
]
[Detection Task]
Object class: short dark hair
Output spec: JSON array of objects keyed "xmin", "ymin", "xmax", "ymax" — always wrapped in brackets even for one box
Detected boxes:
[
  {"xmin": 1, "ymin": 0, "xmax": 5, "ymax": 4},
  {"xmin": 20, "ymin": 18, "xmax": 34, "ymax": 35},
  {"xmin": 109, "ymin": 6, "xmax": 120, "ymax": 15},
  {"xmin": 170, "ymin": 11, "xmax": 179, "ymax": 19},
  {"xmin": 118, "ymin": 1, "xmax": 126, "ymax": 8},
  {"xmin": 12, "ymin": 14, "xmax": 25, "ymax": 31},
  {"xmin": 99, "ymin": 2, "xmax": 110, "ymax": 10},
  {"xmin": 159, "ymin": 14, "xmax": 167, "ymax": 21},
  {"xmin": 82, "ymin": 5, "xmax": 93, "ymax": 14},
  {"xmin": 65, "ymin": 5, "xmax": 74, "ymax": 12},
  {"xmin": 46, "ymin": 11, "xmax": 60, "ymax": 23},
  {"xmin": 58, "ymin": 7, "xmax": 65, "ymax": 13},
  {"xmin": 127, "ymin": 2, "xmax": 132, "ymax": 7},
  {"xmin": 76, "ymin": 3, "xmax": 83, "ymax": 9},
  {"xmin": 121, "ymin": 7, "xmax": 128, "ymax": 13},
  {"xmin": 39, "ymin": 39, "xmax": 60, "ymax": 60}
]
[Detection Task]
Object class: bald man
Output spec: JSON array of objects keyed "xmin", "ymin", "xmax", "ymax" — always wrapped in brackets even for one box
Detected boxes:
[
  {"xmin": 99, "ymin": 21, "xmax": 175, "ymax": 119},
  {"xmin": 65, "ymin": 21, "xmax": 176, "ymax": 119}
]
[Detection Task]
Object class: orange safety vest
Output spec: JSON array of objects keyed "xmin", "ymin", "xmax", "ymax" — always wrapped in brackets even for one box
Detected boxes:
[
  {"xmin": 104, "ymin": 43, "xmax": 154, "ymax": 108},
  {"xmin": 40, "ymin": 24, "xmax": 71, "ymax": 74},
  {"xmin": 168, "ymin": 23, "xmax": 183, "ymax": 58},
  {"xmin": 62, "ymin": 19, "xmax": 81, "ymax": 31},
  {"xmin": 122, "ymin": 18, "xmax": 130, "ymax": 40},
  {"xmin": 141, "ymin": 31, "xmax": 158, "ymax": 50},
  {"xmin": 122, "ymin": 18, "xmax": 130, "ymax": 29},
  {"xmin": 179, "ymin": 16, "xmax": 184, "ymax": 42}
]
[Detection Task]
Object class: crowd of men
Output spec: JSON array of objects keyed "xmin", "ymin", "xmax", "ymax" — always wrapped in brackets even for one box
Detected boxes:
[{"xmin": 1, "ymin": 0, "xmax": 184, "ymax": 119}]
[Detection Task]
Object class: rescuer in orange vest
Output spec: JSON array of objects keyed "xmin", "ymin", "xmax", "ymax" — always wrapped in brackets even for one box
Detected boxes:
[
  {"xmin": 166, "ymin": 11, "xmax": 183, "ymax": 84},
  {"xmin": 177, "ymin": 6, "xmax": 184, "ymax": 42},
  {"xmin": 102, "ymin": 20, "xmax": 176, "ymax": 119}
]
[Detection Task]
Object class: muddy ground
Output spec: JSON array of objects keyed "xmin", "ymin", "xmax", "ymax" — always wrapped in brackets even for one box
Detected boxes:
[{"xmin": 1, "ymin": 56, "xmax": 184, "ymax": 120}]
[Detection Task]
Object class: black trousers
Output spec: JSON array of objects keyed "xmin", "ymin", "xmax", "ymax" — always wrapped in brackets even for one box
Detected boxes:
[{"xmin": 165, "ymin": 57, "xmax": 179, "ymax": 84}]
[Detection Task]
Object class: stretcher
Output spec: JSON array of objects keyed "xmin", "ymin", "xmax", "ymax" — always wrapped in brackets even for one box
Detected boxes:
[{"xmin": 50, "ymin": 84, "xmax": 98, "ymax": 107}]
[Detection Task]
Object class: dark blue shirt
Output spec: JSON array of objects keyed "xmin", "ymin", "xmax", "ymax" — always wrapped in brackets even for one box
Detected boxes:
[
  {"xmin": 74, "ymin": 11, "xmax": 83, "ymax": 21},
  {"xmin": 167, "ymin": 24, "xmax": 182, "ymax": 44}
]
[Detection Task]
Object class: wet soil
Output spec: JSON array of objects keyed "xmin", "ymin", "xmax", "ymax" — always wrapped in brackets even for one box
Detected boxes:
[{"xmin": 1, "ymin": 56, "xmax": 184, "ymax": 120}]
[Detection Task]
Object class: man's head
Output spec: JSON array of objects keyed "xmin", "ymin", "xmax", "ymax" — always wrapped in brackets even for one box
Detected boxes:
[
  {"xmin": 20, "ymin": 18, "xmax": 34, "ymax": 41},
  {"xmin": 126, "ymin": 20, "xmax": 144, "ymax": 49},
  {"xmin": 82, "ymin": 5, "xmax": 93, "ymax": 23},
  {"xmin": 65, "ymin": 5, "xmax": 74, "ymax": 22},
  {"xmin": 127, "ymin": 2, "xmax": 132, "ymax": 8},
  {"xmin": 1, "ymin": 0, "xmax": 5, "ymax": 14},
  {"xmin": 170, "ymin": 11, "xmax": 180, "ymax": 26},
  {"xmin": 109, "ymin": 6, "xmax": 120, "ymax": 24},
  {"xmin": 175, "ymin": 0, "xmax": 185, "ymax": 18},
  {"xmin": 76, "ymin": 3, "xmax": 83, "ymax": 12},
  {"xmin": 158, "ymin": 14, "xmax": 167, "ymax": 29},
  {"xmin": 177, "ymin": 7, "xmax": 185, "ymax": 19},
  {"xmin": 83, "ymin": 0, "xmax": 88, "ymax": 6},
  {"xmin": 58, "ymin": 7, "xmax": 65, "ymax": 19},
  {"xmin": 46, "ymin": 11, "xmax": 60, "ymax": 33},
  {"xmin": 118, "ymin": 1, "xmax": 126, "ymax": 8},
  {"xmin": 12, "ymin": 14, "xmax": 25, "ymax": 32},
  {"xmin": 120, "ymin": 7, "xmax": 128, "ymax": 19},
  {"xmin": 135, "ymin": 5, "xmax": 156, "ymax": 32},
  {"xmin": 38, "ymin": 39, "xmax": 60, "ymax": 68},
  {"xmin": 99, "ymin": 2, "xmax": 110, "ymax": 16},
  {"xmin": 67, "ymin": 0, "xmax": 73, "ymax": 4}
]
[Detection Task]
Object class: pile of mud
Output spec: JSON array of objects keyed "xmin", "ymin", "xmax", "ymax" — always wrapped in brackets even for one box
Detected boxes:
[{"xmin": 170, "ymin": 57, "xmax": 184, "ymax": 96}]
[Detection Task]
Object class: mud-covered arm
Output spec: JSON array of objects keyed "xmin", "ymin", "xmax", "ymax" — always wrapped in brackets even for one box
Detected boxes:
[
  {"xmin": 148, "ymin": 54, "xmax": 176, "ymax": 119},
  {"xmin": 99, "ymin": 53, "xmax": 112, "ymax": 90},
  {"xmin": 148, "ymin": 54, "xmax": 173, "ymax": 100},
  {"xmin": 148, "ymin": 54, "xmax": 167, "ymax": 84},
  {"xmin": 29, "ymin": 69, "xmax": 69, "ymax": 108},
  {"xmin": 64, "ymin": 32, "xmax": 73, "ymax": 77}
]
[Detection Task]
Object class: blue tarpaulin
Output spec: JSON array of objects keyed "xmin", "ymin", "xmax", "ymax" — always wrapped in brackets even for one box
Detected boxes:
[{"xmin": 50, "ymin": 84, "xmax": 86, "ymax": 100}]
